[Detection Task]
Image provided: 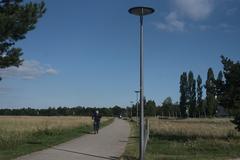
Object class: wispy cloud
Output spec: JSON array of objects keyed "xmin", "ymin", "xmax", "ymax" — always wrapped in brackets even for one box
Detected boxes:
[
  {"xmin": 155, "ymin": 0, "xmax": 215, "ymax": 32},
  {"xmin": 0, "ymin": 60, "xmax": 58, "ymax": 80},
  {"xmin": 155, "ymin": 12, "xmax": 185, "ymax": 32},
  {"xmin": 155, "ymin": 0, "xmax": 239, "ymax": 32},
  {"xmin": 197, "ymin": 23, "xmax": 238, "ymax": 32},
  {"xmin": 174, "ymin": 0, "xmax": 214, "ymax": 21}
]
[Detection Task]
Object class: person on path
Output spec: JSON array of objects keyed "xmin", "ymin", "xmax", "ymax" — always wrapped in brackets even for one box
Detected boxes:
[{"xmin": 92, "ymin": 110, "xmax": 102, "ymax": 134}]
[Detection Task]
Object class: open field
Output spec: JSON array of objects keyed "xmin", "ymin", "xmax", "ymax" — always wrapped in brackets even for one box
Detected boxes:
[
  {"xmin": 122, "ymin": 118, "xmax": 240, "ymax": 160},
  {"xmin": 149, "ymin": 118, "xmax": 240, "ymax": 139},
  {"xmin": 0, "ymin": 116, "xmax": 112, "ymax": 160}
]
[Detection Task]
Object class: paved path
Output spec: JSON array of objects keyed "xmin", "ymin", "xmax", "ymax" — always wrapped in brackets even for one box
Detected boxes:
[{"xmin": 16, "ymin": 118, "xmax": 130, "ymax": 160}]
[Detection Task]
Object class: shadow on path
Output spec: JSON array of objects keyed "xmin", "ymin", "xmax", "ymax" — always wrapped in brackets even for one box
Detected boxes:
[{"xmin": 52, "ymin": 147, "xmax": 119, "ymax": 160}]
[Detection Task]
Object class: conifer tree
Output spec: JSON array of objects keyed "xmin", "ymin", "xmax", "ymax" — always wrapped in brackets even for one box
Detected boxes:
[
  {"xmin": 205, "ymin": 68, "xmax": 217, "ymax": 116},
  {"xmin": 180, "ymin": 72, "xmax": 188, "ymax": 117},
  {"xmin": 0, "ymin": 0, "xmax": 46, "ymax": 79},
  {"xmin": 220, "ymin": 56, "xmax": 240, "ymax": 131},
  {"xmin": 197, "ymin": 75, "xmax": 204, "ymax": 116},
  {"xmin": 215, "ymin": 71, "xmax": 224, "ymax": 104},
  {"xmin": 188, "ymin": 71, "xmax": 196, "ymax": 117}
]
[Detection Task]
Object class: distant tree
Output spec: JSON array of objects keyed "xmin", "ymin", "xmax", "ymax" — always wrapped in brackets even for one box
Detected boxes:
[
  {"xmin": 197, "ymin": 75, "xmax": 204, "ymax": 117},
  {"xmin": 100, "ymin": 107, "xmax": 113, "ymax": 116},
  {"xmin": 205, "ymin": 68, "xmax": 217, "ymax": 116},
  {"xmin": 188, "ymin": 71, "xmax": 196, "ymax": 117},
  {"xmin": 0, "ymin": 0, "xmax": 45, "ymax": 79},
  {"xmin": 180, "ymin": 72, "xmax": 188, "ymax": 117},
  {"xmin": 220, "ymin": 56, "xmax": 240, "ymax": 131},
  {"xmin": 159, "ymin": 97, "xmax": 180, "ymax": 117},
  {"xmin": 145, "ymin": 100, "xmax": 156, "ymax": 116},
  {"xmin": 112, "ymin": 105, "xmax": 122, "ymax": 116},
  {"xmin": 215, "ymin": 71, "xmax": 224, "ymax": 104},
  {"xmin": 162, "ymin": 97, "xmax": 172, "ymax": 116},
  {"xmin": 0, "ymin": 106, "xmax": 126, "ymax": 117}
]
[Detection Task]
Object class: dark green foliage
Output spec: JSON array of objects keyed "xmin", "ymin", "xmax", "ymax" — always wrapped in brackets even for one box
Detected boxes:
[
  {"xmin": 215, "ymin": 71, "xmax": 224, "ymax": 104},
  {"xmin": 159, "ymin": 97, "xmax": 180, "ymax": 117},
  {"xmin": 232, "ymin": 113, "xmax": 240, "ymax": 131},
  {"xmin": 0, "ymin": 106, "xmax": 119, "ymax": 117},
  {"xmin": 197, "ymin": 75, "xmax": 205, "ymax": 117},
  {"xmin": 180, "ymin": 72, "xmax": 188, "ymax": 117},
  {"xmin": 220, "ymin": 56, "xmax": 240, "ymax": 131},
  {"xmin": 188, "ymin": 71, "xmax": 197, "ymax": 117},
  {"xmin": 145, "ymin": 100, "xmax": 156, "ymax": 116},
  {"xmin": 161, "ymin": 97, "xmax": 172, "ymax": 116},
  {"xmin": 205, "ymin": 68, "xmax": 217, "ymax": 116},
  {"xmin": 0, "ymin": 0, "xmax": 45, "ymax": 72},
  {"xmin": 112, "ymin": 105, "xmax": 123, "ymax": 116},
  {"xmin": 220, "ymin": 56, "xmax": 240, "ymax": 112}
]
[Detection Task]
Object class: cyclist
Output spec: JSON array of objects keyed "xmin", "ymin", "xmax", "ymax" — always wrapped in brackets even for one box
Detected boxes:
[{"xmin": 92, "ymin": 110, "xmax": 102, "ymax": 134}]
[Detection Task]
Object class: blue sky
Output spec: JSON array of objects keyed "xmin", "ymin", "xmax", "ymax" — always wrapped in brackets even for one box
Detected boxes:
[{"xmin": 0, "ymin": 0, "xmax": 240, "ymax": 108}]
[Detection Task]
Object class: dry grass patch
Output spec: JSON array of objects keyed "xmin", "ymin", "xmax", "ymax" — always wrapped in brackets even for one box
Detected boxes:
[
  {"xmin": 149, "ymin": 118, "xmax": 240, "ymax": 139},
  {"xmin": 0, "ymin": 116, "xmax": 109, "ymax": 149},
  {"xmin": 144, "ymin": 118, "xmax": 240, "ymax": 160}
]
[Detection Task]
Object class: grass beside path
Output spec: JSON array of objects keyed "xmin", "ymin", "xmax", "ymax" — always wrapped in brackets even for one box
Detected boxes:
[
  {"xmin": 122, "ymin": 118, "xmax": 240, "ymax": 160},
  {"xmin": 121, "ymin": 119, "xmax": 139, "ymax": 160},
  {"xmin": 0, "ymin": 117, "xmax": 113, "ymax": 160},
  {"xmin": 145, "ymin": 118, "xmax": 240, "ymax": 160}
]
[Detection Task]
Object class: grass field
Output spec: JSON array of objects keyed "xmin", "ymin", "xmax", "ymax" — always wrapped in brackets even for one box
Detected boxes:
[
  {"xmin": 122, "ymin": 118, "xmax": 240, "ymax": 160},
  {"xmin": 0, "ymin": 116, "xmax": 112, "ymax": 160}
]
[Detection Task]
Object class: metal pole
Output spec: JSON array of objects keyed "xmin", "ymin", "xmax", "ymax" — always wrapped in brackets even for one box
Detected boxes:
[{"xmin": 139, "ymin": 13, "xmax": 144, "ymax": 160}]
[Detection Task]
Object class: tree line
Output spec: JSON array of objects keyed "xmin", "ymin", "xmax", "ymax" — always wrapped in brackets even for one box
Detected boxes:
[
  {"xmin": 179, "ymin": 56, "xmax": 240, "ymax": 130},
  {"xmin": 0, "ymin": 106, "xmax": 126, "ymax": 117},
  {"xmin": 179, "ymin": 69, "xmax": 220, "ymax": 118},
  {"xmin": 179, "ymin": 56, "xmax": 239, "ymax": 119}
]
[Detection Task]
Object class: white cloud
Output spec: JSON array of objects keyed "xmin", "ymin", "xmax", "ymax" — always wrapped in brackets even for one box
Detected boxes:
[
  {"xmin": 155, "ymin": 0, "xmax": 214, "ymax": 32},
  {"xmin": 174, "ymin": 0, "xmax": 214, "ymax": 21},
  {"xmin": 0, "ymin": 60, "xmax": 58, "ymax": 80},
  {"xmin": 155, "ymin": 12, "xmax": 185, "ymax": 32},
  {"xmin": 46, "ymin": 68, "xmax": 58, "ymax": 75}
]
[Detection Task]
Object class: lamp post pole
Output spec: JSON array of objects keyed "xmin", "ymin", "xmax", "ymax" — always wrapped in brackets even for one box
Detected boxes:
[{"xmin": 128, "ymin": 7, "xmax": 154, "ymax": 160}]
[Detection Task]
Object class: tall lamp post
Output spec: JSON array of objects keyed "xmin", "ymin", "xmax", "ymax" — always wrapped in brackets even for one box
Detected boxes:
[{"xmin": 128, "ymin": 6, "xmax": 155, "ymax": 160}]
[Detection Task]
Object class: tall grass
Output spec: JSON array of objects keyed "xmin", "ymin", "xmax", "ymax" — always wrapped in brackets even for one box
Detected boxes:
[
  {"xmin": 0, "ymin": 116, "xmax": 108, "ymax": 149},
  {"xmin": 149, "ymin": 118, "xmax": 240, "ymax": 139},
  {"xmin": 144, "ymin": 118, "xmax": 240, "ymax": 160}
]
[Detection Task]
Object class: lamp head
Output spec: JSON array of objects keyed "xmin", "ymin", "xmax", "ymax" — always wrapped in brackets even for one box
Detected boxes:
[{"xmin": 128, "ymin": 7, "xmax": 154, "ymax": 16}]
